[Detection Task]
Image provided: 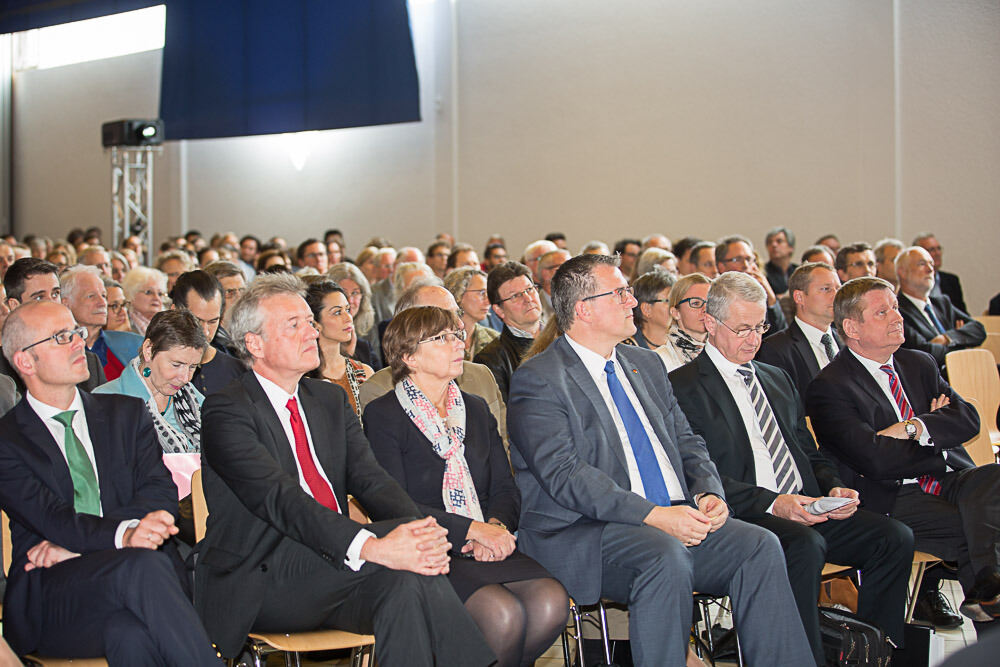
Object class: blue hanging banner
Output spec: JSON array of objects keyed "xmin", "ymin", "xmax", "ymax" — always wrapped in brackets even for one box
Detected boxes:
[{"xmin": 158, "ymin": 0, "xmax": 421, "ymax": 140}]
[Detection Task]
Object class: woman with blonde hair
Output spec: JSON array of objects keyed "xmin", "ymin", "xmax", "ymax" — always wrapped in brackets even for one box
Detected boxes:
[{"xmin": 655, "ymin": 272, "xmax": 713, "ymax": 371}]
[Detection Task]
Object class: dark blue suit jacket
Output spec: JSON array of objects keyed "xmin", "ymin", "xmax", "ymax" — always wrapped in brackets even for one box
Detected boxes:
[
  {"xmin": 507, "ymin": 336, "xmax": 724, "ymax": 604},
  {"xmin": 0, "ymin": 392, "xmax": 177, "ymax": 654}
]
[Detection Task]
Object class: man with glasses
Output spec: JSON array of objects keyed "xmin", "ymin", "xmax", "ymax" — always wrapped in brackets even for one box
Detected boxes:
[
  {"xmin": 0, "ymin": 301, "xmax": 221, "ymax": 664},
  {"xmin": 715, "ymin": 235, "xmax": 786, "ymax": 336},
  {"xmin": 834, "ymin": 242, "xmax": 878, "ymax": 282},
  {"xmin": 508, "ymin": 254, "xmax": 812, "ymax": 666},
  {"xmin": 60, "ymin": 265, "xmax": 142, "ymax": 382},
  {"xmin": 669, "ymin": 272, "xmax": 912, "ymax": 665},
  {"xmin": 0, "ymin": 258, "xmax": 105, "ymax": 394},
  {"xmin": 474, "ymin": 262, "xmax": 543, "ymax": 402},
  {"xmin": 757, "ymin": 262, "xmax": 844, "ymax": 399},
  {"xmin": 895, "ymin": 246, "xmax": 984, "ymax": 372},
  {"xmin": 203, "ymin": 261, "xmax": 248, "ymax": 357}
]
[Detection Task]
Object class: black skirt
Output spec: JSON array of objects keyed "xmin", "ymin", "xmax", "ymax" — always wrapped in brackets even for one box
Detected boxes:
[{"xmin": 447, "ymin": 549, "xmax": 553, "ymax": 602}]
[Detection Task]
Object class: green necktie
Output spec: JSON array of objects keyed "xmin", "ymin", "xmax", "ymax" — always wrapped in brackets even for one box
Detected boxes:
[{"xmin": 53, "ymin": 410, "xmax": 101, "ymax": 515}]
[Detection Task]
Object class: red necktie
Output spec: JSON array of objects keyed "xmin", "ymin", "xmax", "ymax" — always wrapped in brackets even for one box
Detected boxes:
[
  {"xmin": 879, "ymin": 365, "xmax": 941, "ymax": 496},
  {"xmin": 286, "ymin": 397, "xmax": 340, "ymax": 512}
]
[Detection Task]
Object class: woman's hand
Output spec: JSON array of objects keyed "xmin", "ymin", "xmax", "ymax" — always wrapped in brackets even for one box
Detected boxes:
[{"xmin": 463, "ymin": 520, "xmax": 516, "ymax": 562}]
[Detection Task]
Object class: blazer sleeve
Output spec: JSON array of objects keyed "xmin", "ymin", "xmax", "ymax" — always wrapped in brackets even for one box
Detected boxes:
[
  {"xmin": 941, "ymin": 300, "xmax": 986, "ymax": 348},
  {"xmin": 476, "ymin": 399, "xmax": 520, "ymax": 530},
  {"xmin": 507, "ymin": 361, "xmax": 657, "ymax": 525}
]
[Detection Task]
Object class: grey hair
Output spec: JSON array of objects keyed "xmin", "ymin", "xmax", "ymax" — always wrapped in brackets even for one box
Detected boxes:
[
  {"xmin": 78, "ymin": 245, "xmax": 110, "ymax": 264},
  {"xmin": 326, "ymin": 262, "xmax": 374, "ymax": 334},
  {"xmin": 121, "ymin": 267, "xmax": 167, "ymax": 301},
  {"xmin": 523, "ymin": 240, "xmax": 558, "ymax": 264},
  {"xmin": 155, "ymin": 249, "xmax": 195, "ymax": 272},
  {"xmin": 893, "ymin": 246, "xmax": 928, "ymax": 272},
  {"xmin": 393, "ymin": 281, "xmax": 453, "ymax": 316},
  {"xmin": 551, "ymin": 253, "xmax": 620, "ymax": 332},
  {"xmin": 393, "ymin": 262, "xmax": 435, "ymax": 294},
  {"xmin": 580, "ymin": 240, "xmax": 610, "ymax": 255},
  {"xmin": 226, "ymin": 272, "xmax": 306, "ymax": 364},
  {"xmin": 705, "ymin": 271, "xmax": 766, "ymax": 322},
  {"xmin": 59, "ymin": 264, "xmax": 104, "ymax": 304},
  {"xmin": 443, "ymin": 266, "xmax": 487, "ymax": 304},
  {"xmin": 634, "ymin": 248, "xmax": 677, "ymax": 278},
  {"xmin": 714, "ymin": 235, "xmax": 753, "ymax": 265},
  {"xmin": 911, "ymin": 232, "xmax": 936, "ymax": 246},
  {"xmin": 0, "ymin": 302, "xmax": 46, "ymax": 369},
  {"xmin": 873, "ymin": 238, "xmax": 905, "ymax": 263},
  {"xmin": 765, "ymin": 226, "xmax": 796, "ymax": 247}
]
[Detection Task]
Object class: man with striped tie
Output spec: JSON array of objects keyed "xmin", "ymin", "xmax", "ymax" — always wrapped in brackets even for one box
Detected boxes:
[
  {"xmin": 670, "ymin": 272, "xmax": 913, "ymax": 665},
  {"xmin": 807, "ymin": 277, "xmax": 1000, "ymax": 632}
]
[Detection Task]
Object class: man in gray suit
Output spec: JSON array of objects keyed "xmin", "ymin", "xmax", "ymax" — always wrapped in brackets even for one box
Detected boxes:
[{"xmin": 508, "ymin": 254, "xmax": 812, "ymax": 666}]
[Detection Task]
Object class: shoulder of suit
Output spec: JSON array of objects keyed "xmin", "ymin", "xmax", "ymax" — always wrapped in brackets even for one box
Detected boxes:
[{"xmin": 892, "ymin": 346, "xmax": 938, "ymax": 370}]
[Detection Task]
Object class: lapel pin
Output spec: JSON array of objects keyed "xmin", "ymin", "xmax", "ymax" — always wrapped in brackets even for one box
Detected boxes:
[{"xmin": 631, "ymin": 368, "xmax": 638, "ymax": 374}]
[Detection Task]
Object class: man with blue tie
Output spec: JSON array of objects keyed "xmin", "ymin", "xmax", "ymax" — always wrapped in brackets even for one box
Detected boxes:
[
  {"xmin": 507, "ymin": 253, "xmax": 812, "ymax": 666},
  {"xmin": 0, "ymin": 301, "xmax": 220, "ymax": 664},
  {"xmin": 895, "ymin": 246, "xmax": 984, "ymax": 371}
]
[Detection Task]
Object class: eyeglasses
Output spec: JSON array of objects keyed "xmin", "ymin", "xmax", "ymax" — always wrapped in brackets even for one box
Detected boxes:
[
  {"xmin": 21, "ymin": 326, "xmax": 88, "ymax": 352},
  {"xmin": 419, "ymin": 329, "xmax": 467, "ymax": 345},
  {"xmin": 677, "ymin": 297, "xmax": 707, "ymax": 309},
  {"xmin": 465, "ymin": 288, "xmax": 487, "ymax": 298},
  {"xmin": 583, "ymin": 286, "xmax": 634, "ymax": 304},
  {"xmin": 711, "ymin": 315, "xmax": 770, "ymax": 338},
  {"xmin": 644, "ymin": 298, "xmax": 670, "ymax": 305},
  {"xmin": 847, "ymin": 260, "xmax": 876, "ymax": 270},
  {"xmin": 720, "ymin": 255, "xmax": 754, "ymax": 266},
  {"xmin": 107, "ymin": 300, "xmax": 131, "ymax": 313},
  {"xmin": 224, "ymin": 287, "xmax": 246, "ymax": 300},
  {"xmin": 141, "ymin": 288, "xmax": 167, "ymax": 299},
  {"xmin": 496, "ymin": 285, "xmax": 537, "ymax": 305}
]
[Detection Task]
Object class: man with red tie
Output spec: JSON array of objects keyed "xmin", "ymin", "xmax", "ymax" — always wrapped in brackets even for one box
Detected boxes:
[
  {"xmin": 194, "ymin": 273, "xmax": 494, "ymax": 665},
  {"xmin": 806, "ymin": 277, "xmax": 1000, "ymax": 629}
]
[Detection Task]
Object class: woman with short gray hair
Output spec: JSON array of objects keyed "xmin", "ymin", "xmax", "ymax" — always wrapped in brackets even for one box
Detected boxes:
[
  {"xmin": 444, "ymin": 266, "xmax": 499, "ymax": 360},
  {"xmin": 121, "ymin": 266, "xmax": 168, "ymax": 336}
]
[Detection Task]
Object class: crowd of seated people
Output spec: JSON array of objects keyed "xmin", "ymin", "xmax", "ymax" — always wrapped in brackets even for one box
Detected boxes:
[{"xmin": 0, "ymin": 223, "xmax": 996, "ymax": 666}]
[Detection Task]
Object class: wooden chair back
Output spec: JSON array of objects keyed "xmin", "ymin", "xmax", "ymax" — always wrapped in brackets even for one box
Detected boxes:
[
  {"xmin": 191, "ymin": 468, "xmax": 208, "ymax": 542},
  {"xmin": 978, "ymin": 316, "xmax": 1000, "ymax": 365},
  {"xmin": 963, "ymin": 397, "xmax": 998, "ymax": 466},
  {"xmin": 945, "ymin": 348, "xmax": 1000, "ymax": 441}
]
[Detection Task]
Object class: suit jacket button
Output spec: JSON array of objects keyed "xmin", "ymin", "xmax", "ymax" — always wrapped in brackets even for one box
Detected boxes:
[{"xmin": 260, "ymin": 563, "xmax": 268, "ymax": 572}]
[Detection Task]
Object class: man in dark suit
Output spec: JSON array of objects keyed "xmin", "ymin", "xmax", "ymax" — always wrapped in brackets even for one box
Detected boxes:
[
  {"xmin": 195, "ymin": 273, "xmax": 493, "ymax": 665},
  {"xmin": 1, "ymin": 258, "xmax": 105, "ymax": 393},
  {"xmin": 806, "ymin": 277, "xmax": 1000, "ymax": 628},
  {"xmin": 914, "ymin": 233, "xmax": 967, "ymax": 313},
  {"xmin": 508, "ymin": 254, "xmax": 812, "ymax": 666},
  {"xmin": 895, "ymin": 246, "xmax": 985, "ymax": 369},
  {"xmin": 0, "ymin": 301, "xmax": 219, "ymax": 664},
  {"xmin": 763, "ymin": 226, "xmax": 799, "ymax": 296},
  {"xmin": 670, "ymin": 271, "xmax": 912, "ymax": 664},
  {"xmin": 473, "ymin": 261, "xmax": 542, "ymax": 401},
  {"xmin": 757, "ymin": 262, "xmax": 843, "ymax": 399},
  {"xmin": 715, "ymin": 235, "xmax": 786, "ymax": 336}
]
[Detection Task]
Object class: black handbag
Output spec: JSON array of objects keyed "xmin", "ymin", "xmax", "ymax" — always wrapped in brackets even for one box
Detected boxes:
[{"xmin": 819, "ymin": 606, "xmax": 895, "ymax": 666}]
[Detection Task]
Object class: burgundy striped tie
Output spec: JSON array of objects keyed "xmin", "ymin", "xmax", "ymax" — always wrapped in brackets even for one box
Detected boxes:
[{"xmin": 879, "ymin": 365, "xmax": 941, "ymax": 495}]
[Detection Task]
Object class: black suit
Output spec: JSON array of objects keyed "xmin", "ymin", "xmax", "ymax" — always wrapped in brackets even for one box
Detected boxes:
[
  {"xmin": 0, "ymin": 348, "xmax": 105, "ymax": 395},
  {"xmin": 898, "ymin": 293, "xmax": 985, "ymax": 367},
  {"xmin": 806, "ymin": 347, "xmax": 999, "ymax": 594},
  {"xmin": 473, "ymin": 325, "xmax": 532, "ymax": 402},
  {"xmin": 932, "ymin": 270, "xmax": 967, "ymax": 315},
  {"xmin": 195, "ymin": 372, "xmax": 493, "ymax": 664},
  {"xmin": 0, "ymin": 392, "xmax": 219, "ymax": 664},
  {"xmin": 756, "ymin": 319, "xmax": 841, "ymax": 401},
  {"xmin": 670, "ymin": 354, "xmax": 912, "ymax": 658}
]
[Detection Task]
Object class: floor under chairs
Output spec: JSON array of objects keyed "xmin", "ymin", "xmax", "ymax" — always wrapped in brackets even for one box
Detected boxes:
[{"xmin": 190, "ymin": 469, "xmax": 375, "ymax": 667}]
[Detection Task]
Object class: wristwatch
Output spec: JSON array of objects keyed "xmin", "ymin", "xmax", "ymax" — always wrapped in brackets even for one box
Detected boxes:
[
  {"xmin": 903, "ymin": 420, "xmax": 918, "ymax": 440},
  {"xmin": 489, "ymin": 519, "xmax": 509, "ymax": 532}
]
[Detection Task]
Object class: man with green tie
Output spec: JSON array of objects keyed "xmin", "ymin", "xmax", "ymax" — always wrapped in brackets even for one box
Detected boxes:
[{"xmin": 0, "ymin": 301, "xmax": 220, "ymax": 665}]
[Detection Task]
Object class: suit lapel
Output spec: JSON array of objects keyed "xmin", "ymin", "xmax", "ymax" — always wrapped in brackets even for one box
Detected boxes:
[
  {"xmin": 839, "ymin": 351, "xmax": 898, "ymax": 422},
  {"xmin": 789, "ymin": 320, "xmax": 822, "ymax": 377},
  {"xmin": 555, "ymin": 338, "xmax": 631, "ymax": 475},
  {"xmin": 80, "ymin": 392, "xmax": 118, "ymax": 508},
  {"xmin": 242, "ymin": 374, "xmax": 299, "ymax": 475},
  {"xmin": 14, "ymin": 399, "xmax": 76, "ymax": 503},
  {"xmin": 298, "ymin": 381, "xmax": 345, "ymax": 508},
  {"xmin": 695, "ymin": 354, "xmax": 752, "ymax": 456},
  {"xmin": 893, "ymin": 354, "xmax": 929, "ymax": 413},
  {"xmin": 898, "ymin": 294, "xmax": 935, "ymax": 339}
]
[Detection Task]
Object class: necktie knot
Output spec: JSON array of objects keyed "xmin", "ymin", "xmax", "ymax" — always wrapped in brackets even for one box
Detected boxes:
[
  {"xmin": 737, "ymin": 366, "xmax": 753, "ymax": 387},
  {"xmin": 286, "ymin": 397, "xmax": 300, "ymax": 417},
  {"xmin": 603, "ymin": 360, "xmax": 615, "ymax": 376},
  {"xmin": 879, "ymin": 364, "xmax": 895, "ymax": 379},
  {"xmin": 54, "ymin": 409, "xmax": 76, "ymax": 428}
]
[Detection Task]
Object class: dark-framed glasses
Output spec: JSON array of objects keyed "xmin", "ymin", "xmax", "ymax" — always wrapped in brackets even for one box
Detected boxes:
[
  {"xmin": 583, "ymin": 285, "xmax": 634, "ymax": 304},
  {"xmin": 21, "ymin": 326, "xmax": 88, "ymax": 352},
  {"xmin": 677, "ymin": 297, "xmax": 707, "ymax": 309},
  {"xmin": 496, "ymin": 285, "xmax": 537, "ymax": 305},
  {"xmin": 419, "ymin": 329, "xmax": 467, "ymax": 345},
  {"xmin": 711, "ymin": 315, "xmax": 770, "ymax": 338},
  {"xmin": 107, "ymin": 300, "xmax": 131, "ymax": 313}
]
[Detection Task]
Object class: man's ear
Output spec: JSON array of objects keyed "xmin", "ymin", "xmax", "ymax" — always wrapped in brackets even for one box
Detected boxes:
[
  {"xmin": 491, "ymin": 303, "xmax": 505, "ymax": 323},
  {"xmin": 573, "ymin": 299, "xmax": 591, "ymax": 325},
  {"xmin": 703, "ymin": 313, "xmax": 718, "ymax": 338},
  {"xmin": 840, "ymin": 317, "xmax": 859, "ymax": 342},
  {"xmin": 244, "ymin": 331, "xmax": 264, "ymax": 359},
  {"xmin": 791, "ymin": 289, "xmax": 805, "ymax": 309},
  {"xmin": 11, "ymin": 349, "xmax": 36, "ymax": 378}
]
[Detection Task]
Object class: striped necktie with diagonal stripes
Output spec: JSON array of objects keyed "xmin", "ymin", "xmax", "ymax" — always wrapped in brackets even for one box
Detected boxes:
[
  {"xmin": 737, "ymin": 366, "xmax": 801, "ymax": 495},
  {"xmin": 879, "ymin": 364, "xmax": 942, "ymax": 495}
]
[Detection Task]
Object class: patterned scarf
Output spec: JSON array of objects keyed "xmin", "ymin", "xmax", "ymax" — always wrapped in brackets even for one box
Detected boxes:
[
  {"xmin": 130, "ymin": 357, "xmax": 202, "ymax": 453},
  {"xmin": 668, "ymin": 327, "xmax": 706, "ymax": 363},
  {"xmin": 395, "ymin": 378, "xmax": 483, "ymax": 521},
  {"xmin": 130, "ymin": 309, "xmax": 153, "ymax": 336}
]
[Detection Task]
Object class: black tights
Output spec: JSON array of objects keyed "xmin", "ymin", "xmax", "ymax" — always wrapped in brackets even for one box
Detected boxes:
[{"xmin": 463, "ymin": 577, "xmax": 569, "ymax": 667}]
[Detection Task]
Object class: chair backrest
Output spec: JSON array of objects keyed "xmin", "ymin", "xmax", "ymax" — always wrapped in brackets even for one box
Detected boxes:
[
  {"xmin": 191, "ymin": 468, "xmax": 208, "ymax": 542},
  {"xmin": 962, "ymin": 397, "xmax": 997, "ymax": 466},
  {"xmin": 945, "ymin": 349, "xmax": 1000, "ymax": 433},
  {"xmin": 805, "ymin": 416, "xmax": 818, "ymax": 448},
  {"xmin": 2, "ymin": 510, "xmax": 10, "ymax": 577},
  {"xmin": 977, "ymin": 316, "xmax": 1000, "ymax": 365}
]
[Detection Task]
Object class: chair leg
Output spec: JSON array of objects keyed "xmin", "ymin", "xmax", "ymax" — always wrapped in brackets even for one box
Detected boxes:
[
  {"xmin": 735, "ymin": 632, "xmax": 744, "ymax": 667},
  {"xmin": 905, "ymin": 561, "xmax": 929, "ymax": 623},
  {"xmin": 283, "ymin": 650, "xmax": 301, "ymax": 667},
  {"xmin": 597, "ymin": 600, "xmax": 612, "ymax": 665},
  {"xmin": 248, "ymin": 641, "xmax": 267, "ymax": 667},
  {"xmin": 570, "ymin": 602, "xmax": 586, "ymax": 667}
]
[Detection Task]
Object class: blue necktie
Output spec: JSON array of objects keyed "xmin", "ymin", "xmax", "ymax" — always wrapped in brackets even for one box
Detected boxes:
[
  {"xmin": 924, "ymin": 304, "xmax": 947, "ymax": 335},
  {"xmin": 604, "ymin": 360, "xmax": 672, "ymax": 505}
]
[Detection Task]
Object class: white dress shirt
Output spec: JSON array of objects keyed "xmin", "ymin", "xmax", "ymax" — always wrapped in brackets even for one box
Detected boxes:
[
  {"xmin": 900, "ymin": 292, "xmax": 941, "ymax": 331},
  {"xmin": 795, "ymin": 316, "xmax": 838, "ymax": 369},
  {"xmin": 26, "ymin": 390, "xmax": 134, "ymax": 548},
  {"xmin": 703, "ymin": 343, "xmax": 803, "ymax": 503},
  {"xmin": 254, "ymin": 372, "xmax": 374, "ymax": 570},
  {"xmin": 564, "ymin": 335, "xmax": 686, "ymax": 502},
  {"xmin": 847, "ymin": 349, "xmax": 942, "ymax": 483}
]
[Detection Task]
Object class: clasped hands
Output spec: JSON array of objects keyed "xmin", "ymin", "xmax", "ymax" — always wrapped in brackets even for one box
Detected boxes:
[
  {"xmin": 463, "ymin": 519, "xmax": 516, "ymax": 562},
  {"xmin": 771, "ymin": 487, "xmax": 859, "ymax": 525},
  {"xmin": 644, "ymin": 494, "xmax": 728, "ymax": 547},
  {"xmin": 26, "ymin": 509, "xmax": 177, "ymax": 572}
]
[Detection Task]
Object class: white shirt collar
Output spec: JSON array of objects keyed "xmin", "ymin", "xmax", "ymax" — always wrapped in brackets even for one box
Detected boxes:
[
  {"xmin": 507, "ymin": 324, "xmax": 536, "ymax": 339},
  {"xmin": 26, "ymin": 389, "xmax": 84, "ymax": 423},
  {"xmin": 848, "ymin": 347, "xmax": 895, "ymax": 375},
  {"xmin": 564, "ymin": 333, "xmax": 616, "ymax": 377},
  {"xmin": 253, "ymin": 371, "xmax": 301, "ymax": 414},
  {"xmin": 703, "ymin": 341, "xmax": 747, "ymax": 380},
  {"xmin": 794, "ymin": 316, "xmax": 834, "ymax": 347},
  {"xmin": 900, "ymin": 292, "xmax": 929, "ymax": 309}
]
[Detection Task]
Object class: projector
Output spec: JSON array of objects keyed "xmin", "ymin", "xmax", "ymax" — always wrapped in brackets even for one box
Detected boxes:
[{"xmin": 101, "ymin": 119, "xmax": 164, "ymax": 147}]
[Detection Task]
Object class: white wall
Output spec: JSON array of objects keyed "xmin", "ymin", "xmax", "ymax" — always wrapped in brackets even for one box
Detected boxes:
[{"xmin": 10, "ymin": 0, "xmax": 999, "ymax": 310}]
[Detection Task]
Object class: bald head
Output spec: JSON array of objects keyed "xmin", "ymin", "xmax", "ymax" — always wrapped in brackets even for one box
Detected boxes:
[
  {"xmin": 895, "ymin": 246, "xmax": 936, "ymax": 298},
  {"xmin": 394, "ymin": 284, "xmax": 459, "ymax": 316},
  {"xmin": 2, "ymin": 301, "xmax": 89, "ymax": 391}
]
